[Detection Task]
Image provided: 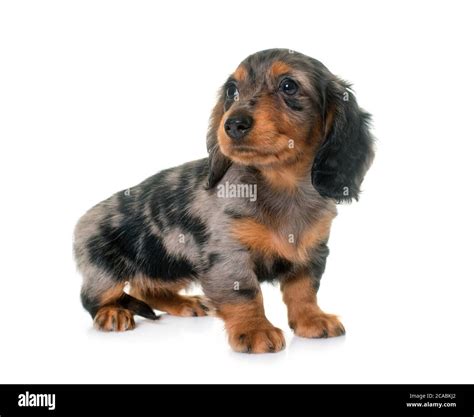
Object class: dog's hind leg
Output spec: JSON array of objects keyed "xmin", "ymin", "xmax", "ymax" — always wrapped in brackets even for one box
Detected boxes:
[
  {"xmin": 129, "ymin": 279, "xmax": 213, "ymax": 317},
  {"xmin": 81, "ymin": 277, "xmax": 159, "ymax": 332}
]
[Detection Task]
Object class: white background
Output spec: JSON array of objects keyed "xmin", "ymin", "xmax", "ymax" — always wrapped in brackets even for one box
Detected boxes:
[{"xmin": 1, "ymin": 0, "xmax": 473, "ymax": 384}]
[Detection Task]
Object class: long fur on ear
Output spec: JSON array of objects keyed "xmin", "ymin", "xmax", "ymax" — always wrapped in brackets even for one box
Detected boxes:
[
  {"xmin": 206, "ymin": 89, "xmax": 232, "ymax": 189},
  {"xmin": 311, "ymin": 79, "xmax": 375, "ymax": 203}
]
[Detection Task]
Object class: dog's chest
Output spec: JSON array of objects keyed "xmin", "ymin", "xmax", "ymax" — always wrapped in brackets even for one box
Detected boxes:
[{"xmin": 230, "ymin": 196, "xmax": 335, "ymax": 264}]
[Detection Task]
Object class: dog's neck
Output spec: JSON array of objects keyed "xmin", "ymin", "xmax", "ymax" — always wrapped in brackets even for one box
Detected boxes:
[{"xmin": 256, "ymin": 152, "xmax": 315, "ymax": 194}]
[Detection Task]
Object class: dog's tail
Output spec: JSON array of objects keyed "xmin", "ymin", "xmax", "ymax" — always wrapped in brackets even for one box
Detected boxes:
[{"xmin": 116, "ymin": 293, "xmax": 160, "ymax": 320}]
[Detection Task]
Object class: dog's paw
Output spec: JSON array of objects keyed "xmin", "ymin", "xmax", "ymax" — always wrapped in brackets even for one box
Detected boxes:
[
  {"xmin": 289, "ymin": 311, "xmax": 345, "ymax": 338},
  {"xmin": 167, "ymin": 295, "xmax": 214, "ymax": 317},
  {"xmin": 229, "ymin": 324, "xmax": 286, "ymax": 353},
  {"xmin": 94, "ymin": 306, "xmax": 135, "ymax": 332}
]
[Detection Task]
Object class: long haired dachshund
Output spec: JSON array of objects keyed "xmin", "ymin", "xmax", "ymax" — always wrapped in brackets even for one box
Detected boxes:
[{"xmin": 74, "ymin": 49, "xmax": 374, "ymax": 353}]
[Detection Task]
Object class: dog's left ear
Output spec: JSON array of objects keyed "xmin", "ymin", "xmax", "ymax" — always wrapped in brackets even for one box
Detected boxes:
[
  {"xmin": 206, "ymin": 88, "xmax": 232, "ymax": 189},
  {"xmin": 311, "ymin": 78, "xmax": 375, "ymax": 202}
]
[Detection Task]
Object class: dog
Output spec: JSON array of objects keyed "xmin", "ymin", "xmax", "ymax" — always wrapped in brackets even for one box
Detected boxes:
[{"xmin": 74, "ymin": 49, "xmax": 374, "ymax": 353}]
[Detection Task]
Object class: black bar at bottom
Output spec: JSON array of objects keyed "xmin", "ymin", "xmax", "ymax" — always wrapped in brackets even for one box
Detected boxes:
[{"xmin": 0, "ymin": 384, "xmax": 472, "ymax": 417}]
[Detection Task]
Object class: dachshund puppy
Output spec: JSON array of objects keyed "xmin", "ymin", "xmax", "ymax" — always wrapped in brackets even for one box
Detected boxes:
[{"xmin": 74, "ymin": 49, "xmax": 374, "ymax": 353}]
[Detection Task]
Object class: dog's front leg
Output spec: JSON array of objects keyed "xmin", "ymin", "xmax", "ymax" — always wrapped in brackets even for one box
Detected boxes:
[
  {"xmin": 280, "ymin": 242, "xmax": 345, "ymax": 339},
  {"xmin": 217, "ymin": 292, "xmax": 285, "ymax": 353},
  {"xmin": 202, "ymin": 252, "xmax": 285, "ymax": 353}
]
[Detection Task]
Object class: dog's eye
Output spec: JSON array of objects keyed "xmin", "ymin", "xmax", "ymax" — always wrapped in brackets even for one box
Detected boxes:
[
  {"xmin": 226, "ymin": 85, "xmax": 239, "ymax": 100},
  {"xmin": 280, "ymin": 78, "xmax": 298, "ymax": 95}
]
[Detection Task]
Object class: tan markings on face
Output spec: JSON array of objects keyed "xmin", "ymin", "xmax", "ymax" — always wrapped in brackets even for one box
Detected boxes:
[
  {"xmin": 217, "ymin": 61, "xmax": 326, "ymax": 191},
  {"xmin": 259, "ymin": 115, "xmax": 326, "ymax": 190},
  {"xmin": 233, "ymin": 65, "xmax": 247, "ymax": 82},
  {"xmin": 258, "ymin": 145, "xmax": 316, "ymax": 191},
  {"xmin": 218, "ymin": 93, "xmax": 307, "ymax": 166},
  {"xmin": 270, "ymin": 61, "xmax": 291, "ymax": 77},
  {"xmin": 231, "ymin": 210, "xmax": 334, "ymax": 263}
]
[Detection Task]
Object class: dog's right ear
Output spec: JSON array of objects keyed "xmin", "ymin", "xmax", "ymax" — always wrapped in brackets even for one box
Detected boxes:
[{"xmin": 206, "ymin": 87, "xmax": 232, "ymax": 189}]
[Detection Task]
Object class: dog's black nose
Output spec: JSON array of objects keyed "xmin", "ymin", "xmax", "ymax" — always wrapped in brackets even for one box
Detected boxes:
[{"xmin": 224, "ymin": 114, "xmax": 253, "ymax": 140}]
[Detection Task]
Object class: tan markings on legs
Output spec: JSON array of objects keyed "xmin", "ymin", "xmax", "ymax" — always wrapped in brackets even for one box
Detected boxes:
[
  {"xmin": 217, "ymin": 293, "xmax": 285, "ymax": 353},
  {"xmin": 143, "ymin": 291, "xmax": 212, "ymax": 317},
  {"xmin": 94, "ymin": 306, "xmax": 135, "ymax": 332},
  {"xmin": 94, "ymin": 283, "xmax": 135, "ymax": 332},
  {"xmin": 129, "ymin": 279, "xmax": 213, "ymax": 317},
  {"xmin": 99, "ymin": 284, "xmax": 126, "ymax": 305},
  {"xmin": 281, "ymin": 274, "xmax": 345, "ymax": 338}
]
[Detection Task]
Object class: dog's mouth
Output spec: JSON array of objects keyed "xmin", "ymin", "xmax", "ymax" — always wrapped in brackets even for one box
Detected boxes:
[
  {"xmin": 220, "ymin": 133, "xmax": 297, "ymax": 166},
  {"xmin": 230, "ymin": 144, "xmax": 263, "ymax": 154},
  {"xmin": 217, "ymin": 114, "xmax": 300, "ymax": 166}
]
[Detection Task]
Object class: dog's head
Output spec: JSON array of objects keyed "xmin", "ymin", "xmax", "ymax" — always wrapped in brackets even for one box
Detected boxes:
[{"xmin": 206, "ymin": 49, "xmax": 374, "ymax": 202}]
